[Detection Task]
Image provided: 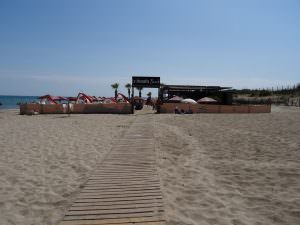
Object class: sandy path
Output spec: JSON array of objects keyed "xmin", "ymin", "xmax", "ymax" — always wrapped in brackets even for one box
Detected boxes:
[{"xmin": 0, "ymin": 110, "xmax": 134, "ymax": 225}]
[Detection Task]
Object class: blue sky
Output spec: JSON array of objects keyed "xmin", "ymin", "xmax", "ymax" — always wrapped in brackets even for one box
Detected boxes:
[{"xmin": 0, "ymin": 0, "xmax": 299, "ymax": 96}]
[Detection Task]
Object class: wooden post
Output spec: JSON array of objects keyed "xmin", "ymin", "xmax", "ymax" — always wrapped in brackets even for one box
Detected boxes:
[
  {"xmin": 156, "ymin": 86, "xmax": 163, "ymax": 114},
  {"xmin": 131, "ymin": 87, "xmax": 134, "ymax": 114},
  {"xmin": 68, "ymin": 102, "xmax": 71, "ymax": 117}
]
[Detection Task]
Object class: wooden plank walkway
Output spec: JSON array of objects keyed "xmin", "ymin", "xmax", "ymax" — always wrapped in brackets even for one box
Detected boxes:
[{"xmin": 59, "ymin": 117, "xmax": 166, "ymax": 225}]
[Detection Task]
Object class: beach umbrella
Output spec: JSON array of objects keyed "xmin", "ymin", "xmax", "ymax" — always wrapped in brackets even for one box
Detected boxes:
[
  {"xmin": 181, "ymin": 98, "xmax": 197, "ymax": 104},
  {"xmin": 54, "ymin": 96, "xmax": 68, "ymax": 101},
  {"xmin": 168, "ymin": 96, "xmax": 183, "ymax": 102},
  {"xmin": 38, "ymin": 94, "xmax": 52, "ymax": 99},
  {"xmin": 67, "ymin": 97, "xmax": 77, "ymax": 102},
  {"xmin": 197, "ymin": 97, "xmax": 217, "ymax": 103},
  {"xmin": 38, "ymin": 95, "xmax": 67, "ymax": 104}
]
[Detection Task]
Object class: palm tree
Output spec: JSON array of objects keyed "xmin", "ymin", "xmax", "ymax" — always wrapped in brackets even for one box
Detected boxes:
[
  {"xmin": 136, "ymin": 87, "xmax": 143, "ymax": 98},
  {"xmin": 125, "ymin": 83, "xmax": 131, "ymax": 99},
  {"xmin": 147, "ymin": 91, "xmax": 152, "ymax": 99},
  {"xmin": 111, "ymin": 83, "xmax": 119, "ymax": 99}
]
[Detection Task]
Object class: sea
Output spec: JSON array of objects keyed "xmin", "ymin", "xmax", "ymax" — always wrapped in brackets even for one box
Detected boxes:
[{"xmin": 0, "ymin": 95, "xmax": 39, "ymax": 110}]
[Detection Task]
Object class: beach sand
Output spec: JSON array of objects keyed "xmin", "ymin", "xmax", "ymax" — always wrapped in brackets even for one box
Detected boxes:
[
  {"xmin": 0, "ymin": 106, "xmax": 300, "ymax": 225},
  {"xmin": 156, "ymin": 106, "xmax": 300, "ymax": 225},
  {"xmin": 0, "ymin": 110, "xmax": 135, "ymax": 225}
]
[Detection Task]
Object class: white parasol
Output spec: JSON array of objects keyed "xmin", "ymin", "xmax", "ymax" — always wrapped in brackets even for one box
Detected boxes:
[{"xmin": 181, "ymin": 98, "xmax": 197, "ymax": 104}]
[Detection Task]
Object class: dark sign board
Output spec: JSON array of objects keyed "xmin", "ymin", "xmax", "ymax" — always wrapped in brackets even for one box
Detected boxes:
[{"xmin": 132, "ymin": 76, "xmax": 160, "ymax": 88}]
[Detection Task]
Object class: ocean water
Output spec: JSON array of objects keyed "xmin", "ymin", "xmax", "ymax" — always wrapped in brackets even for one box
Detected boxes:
[{"xmin": 0, "ymin": 95, "xmax": 39, "ymax": 109}]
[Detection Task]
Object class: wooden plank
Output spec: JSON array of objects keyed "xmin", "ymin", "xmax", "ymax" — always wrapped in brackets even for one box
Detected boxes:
[
  {"xmin": 80, "ymin": 188, "xmax": 161, "ymax": 194},
  {"xmin": 99, "ymin": 163, "xmax": 155, "ymax": 167},
  {"xmin": 100, "ymin": 165, "xmax": 155, "ymax": 169},
  {"xmin": 88, "ymin": 175, "xmax": 156, "ymax": 179},
  {"xmin": 66, "ymin": 206, "xmax": 164, "ymax": 216},
  {"xmin": 106, "ymin": 156, "xmax": 155, "ymax": 159},
  {"xmin": 63, "ymin": 211, "xmax": 164, "ymax": 220},
  {"xmin": 75, "ymin": 195, "xmax": 163, "ymax": 203},
  {"xmin": 110, "ymin": 153, "xmax": 154, "ymax": 155},
  {"xmin": 77, "ymin": 193, "xmax": 162, "ymax": 200},
  {"xmin": 84, "ymin": 183, "xmax": 160, "ymax": 188},
  {"xmin": 86, "ymin": 179, "xmax": 160, "ymax": 183},
  {"xmin": 110, "ymin": 143, "xmax": 154, "ymax": 147},
  {"xmin": 87, "ymin": 176, "xmax": 158, "ymax": 180},
  {"xmin": 110, "ymin": 150, "xmax": 154, "ymax": 152},
  {"xmin": 90, "ymin": 172, "xmax": 155, "ymax": 176},
  {"xmin": 87, "ymin": 176, "xmax": 156, "ymax": 180},
  {"xmin": 83, "ymin": 183, "xmax": 160, "ymax": 189},
  {"xmin": 85, "ymin": 180, "xmax": 160, "ymax": 187},
  {"xmin": 105, "ymin": 160, "xmax": 155, "ymax": 162},
  {"xmin": 102, "ymin": 158, "xmax": 154, "ymax": 161},
  {"xmin": 87, "ymin": 178, "xmax": 157, "ymax": 182},
  {"xmin": 85, "ymin": 181, "xmax": 160, "ymax": 186},
  {"xmin": 108, "ymin": 154, "xmax": 154, "ymax": 156},
  {"xmin": 104, "ymin": 160, "xmax": 155, "ymax": 163},
  {"xmin": 95, "ymin": 167, "xmax": 155, "ymax": 170},
  {"xmin": 91, "ymin": 173, "xmax": 156, "ymax": 176},
  {"xmin": 87, "ymin": 177, "xmax": 157, "ymax": 181},
  {"xmin": 103, "ymin": 160, "xmax": 155, "ymax": 163},
  {"xmin": 60, "ymin": 221, "xmax": 165, "ymax": 225},
  {"xmin": 108, "ymin": 156, "xmax": 154, "ymax": 158},
  {"xmin": 81, "ymin": 186, "xmax": 161, "ymax": 193},
  {"xmin": 106, "ymin": 159, "xmax": 154, "ymax": 161},
  {"xmin": 94, "ymin": 170, "xmax": 156, "ymax": 173},
  {"xmin": 79, "ymin": 191, "xmax": 162, "ymax": 197},
  {"xmin": 93, "ymin": 169, "xmax": 155, "ymax": 172},
  {"xmin": 78, "ymin": 191, "xmax": 162, "ymax": 199},
  {"xmin": 106, "ymin": 158, "xmax": 155, "ymax": 160},
  {"xmin": 59, "ymin": 217, "xmax": 165, "ymax": 225},
  {"xmin": 100, "ymin": 165, "xmax": 155, "ymax": 168},
  {"xmin": 72, "ymin": 199, "xmax": 163, "ymax": 207},
  {"xmin": 70, "ymin": 202, "xmax": 163, "ymax": 211}
]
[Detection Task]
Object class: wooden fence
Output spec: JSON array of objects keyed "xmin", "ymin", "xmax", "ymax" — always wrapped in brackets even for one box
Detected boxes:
[
  {"xmin": 20, "ymin": 103, "xmax": 132, "ymax": 115},
  {"xmin": 160, "ymin": 103, "xmax": 271, "ymax": 113}
]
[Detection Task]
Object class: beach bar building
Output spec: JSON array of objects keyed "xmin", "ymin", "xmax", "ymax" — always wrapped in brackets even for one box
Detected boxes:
[
  {"xmin": 158, "ymin": 84, "xmax": 271, "ymax": 113},
  {"xmin": 160, "ymin": 84, "xmax": 233, "ymax": 105}
]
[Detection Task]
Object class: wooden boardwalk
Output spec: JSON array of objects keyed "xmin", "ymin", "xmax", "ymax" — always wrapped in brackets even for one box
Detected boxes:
[{"xmin": 59, "ymin": 117, "xmax": 166, "ymax": 225}]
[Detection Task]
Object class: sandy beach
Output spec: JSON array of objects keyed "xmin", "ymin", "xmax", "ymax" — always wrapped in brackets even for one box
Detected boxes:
[
  {"xmin": 0, "ymin": 111, "xmax": 135, "ymax": 225},
  {"xmin": 1, "ymin": 106, "xmax": 300, "ymax": 225},
  {"xmin": 156, "ymin": 106, "xmax": 300, "ymax": 225}
]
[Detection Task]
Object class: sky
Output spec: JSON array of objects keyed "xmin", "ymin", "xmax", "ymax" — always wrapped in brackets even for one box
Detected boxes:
[{"xmin": 0, "ymin": 0, "xmax": 299, "ymax": 96}]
